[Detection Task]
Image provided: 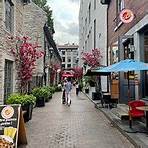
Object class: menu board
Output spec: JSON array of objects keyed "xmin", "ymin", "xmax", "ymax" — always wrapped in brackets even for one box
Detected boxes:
[{"xmin": 0, "ymin": 105, "xmax": 21, "ymax": 147}]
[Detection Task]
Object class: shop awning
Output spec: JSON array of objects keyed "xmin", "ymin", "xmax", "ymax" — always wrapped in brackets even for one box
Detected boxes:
[{"xmin": 84, "ymin": 68, "xmax": 110, "ymax": 76}]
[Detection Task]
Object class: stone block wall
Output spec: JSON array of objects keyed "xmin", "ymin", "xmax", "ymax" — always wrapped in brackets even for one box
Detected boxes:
[
  {"xmin": 0, "ymin": 0, "xmax": 47, "ymax": 103},
  {"xmin": 23, "ymin": 2, "xmax": 47, "ymax": 75}
]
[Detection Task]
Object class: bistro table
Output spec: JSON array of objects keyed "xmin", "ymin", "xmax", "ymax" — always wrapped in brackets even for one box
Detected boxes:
[{"xmin": 136, "ymin": 106, "xmax": 148, "ymax": 128}]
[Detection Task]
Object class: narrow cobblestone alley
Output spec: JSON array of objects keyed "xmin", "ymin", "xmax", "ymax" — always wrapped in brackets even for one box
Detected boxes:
[{"xmin": 20, "ymin": 90, "xmax": 135, "ymax": 148}]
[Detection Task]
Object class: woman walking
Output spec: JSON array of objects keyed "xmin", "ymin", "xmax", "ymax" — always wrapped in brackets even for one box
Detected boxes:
[
  {"xmin": 65, "ymin": 79, "xmax": 72, "ymax": 106},
  {"xmin": 75, "ymin": 81, "xmax": 79, "ymax": 96}
]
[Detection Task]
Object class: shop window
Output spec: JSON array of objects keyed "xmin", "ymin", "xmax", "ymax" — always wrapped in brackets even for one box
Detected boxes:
[
  {"xmin": 4, "ymin": 60, "xmax": 13, "ymax": 101},
  {"xmin": 5, "ymin": 0, "xmax": 14, "ymax": 32},
  {"xmin": 117, "ymin": 0, "xmax": 125, "ymax": 13},
  {"xmin": 114, "ymin": 0, "xmax": 125, "ymax": 31}
]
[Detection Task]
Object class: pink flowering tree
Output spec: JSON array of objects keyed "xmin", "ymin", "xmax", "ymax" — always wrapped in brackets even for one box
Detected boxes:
[
  {"xmin": 81, "ymin": 48, "xmax": 102, "ymax": 68},
  {"xmin": 73, "ymin": 67, "xmax": 83, "ymax": 80},
  {"xmin": 7, "ymin": 36, "xmax": 44, "ymax": 93},
  {"xmin": 82, "ymin": 48, "xmax": 103, "ymax": 92}
]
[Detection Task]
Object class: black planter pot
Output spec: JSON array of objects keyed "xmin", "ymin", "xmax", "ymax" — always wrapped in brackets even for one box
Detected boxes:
[
  {"xmin": 49, "ymin": 95, "xmax": 52, "ymax": 99},
  {"xmin": 85, "ymin": 89, "xmax": 89, "ymax": 94},
  {"xmin": 36, "ymin": 97, "xmax": 45, "ymax": 107},
  {"xmin": 22, "ymin": 104, "xmax": 33, "ymax": 122},
  {"xmin": 79, "ymin": 86, "xmax": 83, "ymax": 91},
  {"xmin": 92, "ymin": 92, "xmax": 100, "ymax": 100}
]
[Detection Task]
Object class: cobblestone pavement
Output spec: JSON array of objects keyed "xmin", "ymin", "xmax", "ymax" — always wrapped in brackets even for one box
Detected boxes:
[{"xmin": 19, "ymin": 89, "xmax": 135, "ymax": 148}]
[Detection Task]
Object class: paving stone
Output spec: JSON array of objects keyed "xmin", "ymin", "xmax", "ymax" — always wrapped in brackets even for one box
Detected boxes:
[{"xmin": 19, "ymin": 89, "xmax": 135, "ymax": 148}]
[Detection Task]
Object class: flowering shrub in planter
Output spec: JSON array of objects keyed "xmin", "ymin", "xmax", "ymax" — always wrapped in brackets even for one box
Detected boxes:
[
  {"xmin": 6, "ymin": 93, "xmax": 36, "ymax": 106},
  {"xmin": 6, "ymin": 93, "xmax": 36, "ymax": 122},
  {"xmin": 32, "ymin": 87, "xmax": 46, "ymax": 107}
]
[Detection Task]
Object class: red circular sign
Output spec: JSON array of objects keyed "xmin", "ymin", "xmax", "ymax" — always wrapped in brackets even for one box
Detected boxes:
[{"xmin": 120, "ymin": 9, "xmax": 134, "ymax": 23}]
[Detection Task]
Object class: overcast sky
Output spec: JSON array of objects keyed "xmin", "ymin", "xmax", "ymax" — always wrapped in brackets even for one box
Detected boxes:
[{"xmin": 47, "ymin": 0, "xmax": 80, "ymax": 45}]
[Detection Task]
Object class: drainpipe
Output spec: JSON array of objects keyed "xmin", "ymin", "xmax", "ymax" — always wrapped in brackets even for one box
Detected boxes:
[
  {"xmin": 43, "ymin": 31, "xmax": 47, "ymax": 86},
  {"xmin": 106, "ymin": 4, "xmax": 110, "ymax": 92}
]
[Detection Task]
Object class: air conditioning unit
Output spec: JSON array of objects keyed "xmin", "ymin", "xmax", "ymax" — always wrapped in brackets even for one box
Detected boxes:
[{"xmin": 100, "ymin": 0, "xmax": 111, "ymax": 5}]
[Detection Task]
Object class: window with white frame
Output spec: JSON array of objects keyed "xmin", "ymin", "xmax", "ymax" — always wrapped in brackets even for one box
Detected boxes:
[
  {"xmin": 118, "ymin": 0, "xmax": 125, "ymax": 13},
  {"xmin": 5, "ymin": 0, "xmax": 14, "ymax": 32},
  {"xmin": 114, "ymin": 0, "xmax": 125, "ymax": 31}
]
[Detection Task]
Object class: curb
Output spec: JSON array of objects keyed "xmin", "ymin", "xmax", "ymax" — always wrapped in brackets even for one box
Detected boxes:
[{"xmin": 82, "ymin": 91, "xmax": 141, "ymax": 148}]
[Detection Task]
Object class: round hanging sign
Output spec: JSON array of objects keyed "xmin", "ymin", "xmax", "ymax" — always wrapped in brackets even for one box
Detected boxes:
[{"xmin": 120, "ymin": 9, "xmax": 134, "ymax": 23}]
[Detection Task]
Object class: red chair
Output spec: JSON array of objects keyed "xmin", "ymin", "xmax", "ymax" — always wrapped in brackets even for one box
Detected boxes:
[{"xmin": 128, "ymin": 100, "xmax": 145, "ymax": 128}]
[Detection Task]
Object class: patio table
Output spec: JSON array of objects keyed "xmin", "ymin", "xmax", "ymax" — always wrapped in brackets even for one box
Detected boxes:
[{"xmin": 136, "ymin": 106, "xmax": 148, "ymax": 128}]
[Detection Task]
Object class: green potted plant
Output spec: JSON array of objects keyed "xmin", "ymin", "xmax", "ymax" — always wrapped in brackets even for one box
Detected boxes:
[
  {"xmin": 32, "ymin": 87, "xmax": 47, "ymax": 107},
  {"xmin": 85, "ymin": 83, "xmax": 89, "ymax": 94},
  {"xmin": 6, "ymin": 93, "xmax": 36, "ymax": 122},
  {"xmin": 79, "ymin": 81, "xmax": 83, "ymax": 91},
  {"xmin": 42, "ymin": 86, "xmax": 53, "ymax": 100}
]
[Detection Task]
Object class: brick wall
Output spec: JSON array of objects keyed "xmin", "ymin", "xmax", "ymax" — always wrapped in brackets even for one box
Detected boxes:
[{"xmin": 108, "ymin": 0, "xmax": 148, "ymax": 46}]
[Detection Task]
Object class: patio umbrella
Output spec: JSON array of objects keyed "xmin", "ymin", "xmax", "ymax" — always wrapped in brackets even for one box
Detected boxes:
[
  {"xmin": 97, "ymin": 59, "xmax": 148, "ymax": 73},
  {"xmin": 97, "ymin": 59, "xmax": 148, "ymax": 101},
  {"xmin": 97, "ymin": 59, "xmax": 148, "ymax": 129}
]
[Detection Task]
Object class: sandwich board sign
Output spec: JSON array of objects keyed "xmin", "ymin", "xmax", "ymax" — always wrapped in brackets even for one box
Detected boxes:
[{"xmin": 0, "ymin": 105, "xmax": 27, "ymax": 147}]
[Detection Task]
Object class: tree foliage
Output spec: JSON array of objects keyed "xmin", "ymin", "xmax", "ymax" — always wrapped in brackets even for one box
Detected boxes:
[
  {"xmin": 7, "ymin": 36, "xmax": 44, "ymax": 93},
  {"xmin": 82, "ymin": 48, "xmax": 103, "ymax": 68},
  {"xmin": 73, "ymin": 67, "xmax": 83, "ymax": 80},
  {"xmin": 33, "ymin": 0, "xmax": 54, "ymax": 32}
]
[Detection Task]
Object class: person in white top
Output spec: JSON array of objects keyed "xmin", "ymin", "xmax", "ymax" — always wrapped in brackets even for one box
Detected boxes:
[{"xmin": 65, "ymin": 79, "xmax": 72, "ymax": 106}]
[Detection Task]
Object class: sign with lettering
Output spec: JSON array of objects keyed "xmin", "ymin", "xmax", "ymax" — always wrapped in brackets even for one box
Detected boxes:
[
  {"xmin": 120, "ymin": 9, "xmax": 134, "ymax": 23},
  {"xmin": 0, "ymin": 105, "xmax": 27, "ymax": 147}
]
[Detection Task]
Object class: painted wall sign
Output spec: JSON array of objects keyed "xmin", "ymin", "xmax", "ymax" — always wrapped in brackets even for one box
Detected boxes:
[{"xmin": 120, "ymin": 9, "xmax": 134, "ymax": 23}]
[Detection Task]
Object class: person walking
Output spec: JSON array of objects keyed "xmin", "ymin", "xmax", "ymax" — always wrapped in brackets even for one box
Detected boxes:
[
  {"xmin": 65, "ymin": 79, "xmax": 72, "ymax": 106},
  {"xmin": 62, "ymin": 80, "xmax": 67, "ymax": 104},
  {"xmin": 75, "ymin": 81, "xmax": 79, "ymax": 96}
]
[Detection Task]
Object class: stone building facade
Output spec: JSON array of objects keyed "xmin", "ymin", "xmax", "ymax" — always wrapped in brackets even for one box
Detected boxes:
[
  {"xmin": 0, "ymin": 0, "xmax": 48, "ymax": 103},
  {"xmin": 58, "ymin": 44, "xmax": 79, "ymax": 70},
  {"xmin": 106, "ymin": 0, "xmax": 148, "ymax": 103},
  {"xmin": 79, "ymin": 0, "xmax": 108, "ymax": 92}
]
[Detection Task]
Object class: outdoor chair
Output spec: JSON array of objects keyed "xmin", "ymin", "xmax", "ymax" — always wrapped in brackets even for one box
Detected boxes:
[{"xmin": 128, "ymin": 100, "xmax": 145, "ymax": 128}]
